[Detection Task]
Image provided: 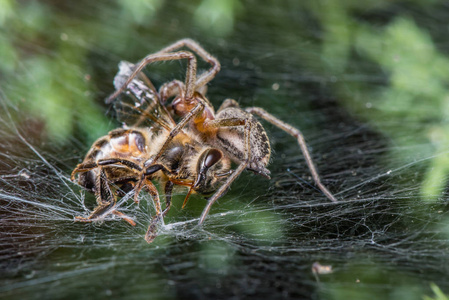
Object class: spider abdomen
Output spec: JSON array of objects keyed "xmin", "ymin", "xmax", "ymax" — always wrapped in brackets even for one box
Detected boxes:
[{"xmin": 215, "ymin": 108, "xmax": 271, "ymax": 177}]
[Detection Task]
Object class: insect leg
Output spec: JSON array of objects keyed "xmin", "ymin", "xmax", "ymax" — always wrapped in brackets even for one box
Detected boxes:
[
  {"xmin": 163, "ymin": 181, "xmax": 174, "ymax": 216},
  {"xmin": 97, "ymin": 158, "xmax": 143, "ymax": 171},
  {"xmin": 151, "ymin": 101, "xmax": 206, "ymax": 163},
  {"xmin": 76, "ymin": 169, "xmax": 123, "ymax": 222},
  {"xmin": 198, "ymin": 120, "xmax": 252, "ymax": 225},
  {"xmin": 144, "ymin": 179, "xmax": 164, "ymax": 243},
  {"xmin": 71, "ymin": 158, "xmax": 143, "ymax": 182},
  {"xmin": 112, "ymin": 211, "xmax": 137, "ymax": 226},
  {"xmin": 71, "ymin": 161, "xmax": 100, "ymax": 181},
  {"xmin": 143, "ymin": 181, "xmax": 176, "ymax": 243},
  {"xmin": 245, "ymin": 107, "xmax": 338, "ymax": 203},
  {"xmin": 74, "ymin": 161, "xmax": 140, "ymax": 224}
]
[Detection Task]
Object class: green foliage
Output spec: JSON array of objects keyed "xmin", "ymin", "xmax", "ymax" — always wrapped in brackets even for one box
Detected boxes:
[
  {"xmin": 117, "ymin": 0, "xmax": 164, "ymax": 24},
  {"xmin": 423, "ymin": 283, "xmax": 449, "ymax": 300},
  {"xmin": 340, "ymin": 17, "xmax": 449, "ymax": 200},
  {"xmin": 319, "ymin": 260, "xmax": 425, "ymax": 300},
  {"xmin": 1, "ymin": 1, "xmax": 110, "ymax": 144},
  {"xmin": 194, "ymin": 0, "xmax": 242, "ymax": 37}
]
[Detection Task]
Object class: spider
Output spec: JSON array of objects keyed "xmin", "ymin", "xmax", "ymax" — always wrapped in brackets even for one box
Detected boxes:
[{"xmin": 107, "ymin": 39, "xmax": 338, "ymax": 226}]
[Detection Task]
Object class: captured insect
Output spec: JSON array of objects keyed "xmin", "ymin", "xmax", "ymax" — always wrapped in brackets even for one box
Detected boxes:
[{"xmin": 72, "ymin": 39, "xmax": 337, "ymax": 243}]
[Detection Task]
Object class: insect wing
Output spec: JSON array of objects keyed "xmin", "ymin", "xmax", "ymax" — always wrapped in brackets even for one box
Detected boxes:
[{"xmin": 112, "ymin": 61, "xmax": 175, "ymax": 130}]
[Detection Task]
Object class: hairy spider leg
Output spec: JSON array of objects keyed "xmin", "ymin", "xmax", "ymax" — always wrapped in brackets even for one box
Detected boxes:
[
  {"xmin": 107, "ymin": 39, "xmax": 220, "ymax": 104},
  {"xmin": 149, "ymin": 101, "xmax": 206, "ymax": 164},
  {"xmin": 159, "ymin": 79, "xmax": 207, "ymax": 104},
  {"xmin": 151, "ymin": 38, "xmax": 221, "ymax": 91},
  {"xmin": 159, "ymin": 80, "xmax": 186, "ymax": 103},
  {"xmin": 245, "ymin": 107, "xmax": 338, "ymax": 203},
  {"xmin": 107, "ymin": 51, "xmax": 198, "ymax": 103}
]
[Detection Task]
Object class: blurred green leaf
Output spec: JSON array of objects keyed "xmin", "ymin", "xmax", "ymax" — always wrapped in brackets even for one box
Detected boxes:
[
  {"xmin": 117, "ymin": 0, "xmax": 164, "ymax": 24},
  {"xmin": 0, "ymin": 0, "xmax": 14, "ymax": 26},
  {"xmin": 423, "ymin": 283, "xmax": 449, "ymax": 300},
  {"xmin": 194, "ymin": 0, "xmax": 243, "ymax": 37},
  {"xmin": 342, "ymin": 17, "xmax": 449, "ymax": 200},
  {"xmin": 0, "ymin": 33, "xmax": 17, "ymax": 72}
]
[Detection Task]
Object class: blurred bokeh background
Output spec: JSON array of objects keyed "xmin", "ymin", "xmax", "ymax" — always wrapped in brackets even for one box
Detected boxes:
[{"xmin": 1, "ymin": 0, "xmax": 449, "ymax": 299}]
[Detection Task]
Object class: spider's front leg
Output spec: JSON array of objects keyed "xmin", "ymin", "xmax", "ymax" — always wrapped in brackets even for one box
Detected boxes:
[
  {"xmin": 153, "ymin": 38, "xmax": 220, "ymax": 90},
  {"xmin": 149, "ymin": 100, "xmax": 206, "ymax": 164},
  {"xmin": 107, "ymin": 50, "xmax": 199, "ymax": 103}
]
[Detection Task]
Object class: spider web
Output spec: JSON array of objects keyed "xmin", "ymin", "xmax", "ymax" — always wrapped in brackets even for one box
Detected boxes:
[{"xmin": 1, "ymin": 1, "xmax": 449, "ymax": 300}]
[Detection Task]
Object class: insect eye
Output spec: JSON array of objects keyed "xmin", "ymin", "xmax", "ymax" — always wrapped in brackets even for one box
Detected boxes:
[
  {"xmin": 203, "ymin": 149, "xmax": 222, "ymax": 169},
  {"xmin": 194, "ymin": 149, "xmax": 223, "ymax": 190}
]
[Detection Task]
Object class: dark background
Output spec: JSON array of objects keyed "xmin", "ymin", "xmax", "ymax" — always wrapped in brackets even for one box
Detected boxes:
[{"xmin": 1, "ymin": 1, "xmax": 449, "ymax": 299}]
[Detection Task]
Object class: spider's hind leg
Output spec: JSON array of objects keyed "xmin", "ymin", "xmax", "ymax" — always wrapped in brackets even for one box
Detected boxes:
[
  {"xmin": 217, "ymin": 98, "xmax": 240, "ymax": 112},
  {"xmin": 245, "ymin": 107, "xmax": 338, "ymax": 203}
]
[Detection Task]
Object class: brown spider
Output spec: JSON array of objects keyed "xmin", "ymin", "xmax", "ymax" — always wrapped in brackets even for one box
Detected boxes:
[{"xmin": 107, "ymin": 39, "xmax": 338, "ymax": 226}]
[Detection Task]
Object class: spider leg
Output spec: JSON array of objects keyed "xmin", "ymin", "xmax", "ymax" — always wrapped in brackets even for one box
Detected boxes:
[
  {"xmin": 154, "ymin": 38, "xmax": 220, "ymax": 91},
  {"xmin": 158, "ymin": 79, "xmax": 206, "ymax": 103},
  {"xmin": 217, "ymin": 98, "xmax": 240, "ymax": 112},
  {"xmin": 107, "ymin": 51, "xmax": 198, "ymax": 103},
  {"xmin": 198, "ymin": 119, "xmax": 252, "ymax": 225},
  {"xmin": 151, "ymin": 100, "xmax": 206, "ymax": 163},
  {"xmin": 245, "ymin": 107, "xmax": 338, "ymax": 203},
  {"xmin": 159, "ymin": 80, "xmax": 185, "ymax": 103}
]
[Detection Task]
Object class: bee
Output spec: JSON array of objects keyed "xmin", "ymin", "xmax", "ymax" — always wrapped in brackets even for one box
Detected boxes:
[
  {"xmin": 107, "ymin": 39, "xmax": 338, "ymax": 226},
  {"xmin": 72, "ymin": 61, "xmax": 232, "ymax": 242}
]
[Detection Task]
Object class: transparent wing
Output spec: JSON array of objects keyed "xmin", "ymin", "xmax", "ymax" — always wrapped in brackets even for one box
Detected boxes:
[{"xmin": 111, "ymin": 61, "xmax": 176, "ymax": 130}]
